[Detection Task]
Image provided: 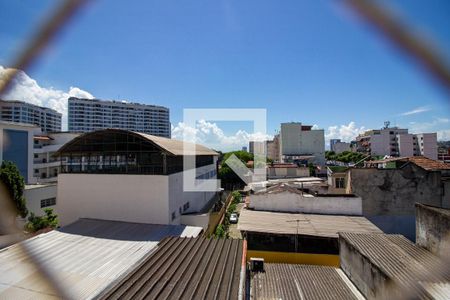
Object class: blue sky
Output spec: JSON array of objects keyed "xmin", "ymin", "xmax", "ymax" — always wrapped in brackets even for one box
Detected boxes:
[{"xmin": 1, "ymin": 0, "xmax": 449, "ymax": 150}]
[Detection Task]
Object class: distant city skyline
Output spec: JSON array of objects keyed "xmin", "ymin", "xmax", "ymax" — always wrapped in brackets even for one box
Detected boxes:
[{"xmin": 1, "ymin": 0, "xmax": 449, "ymax": 151}]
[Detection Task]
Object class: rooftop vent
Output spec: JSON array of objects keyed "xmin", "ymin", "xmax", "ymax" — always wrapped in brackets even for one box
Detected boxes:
[{"xmin": 250, "ymin": 257, "xmax": 264, "ymax": 272}]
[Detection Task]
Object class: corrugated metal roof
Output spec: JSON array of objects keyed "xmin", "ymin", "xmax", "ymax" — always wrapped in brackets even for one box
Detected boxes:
[
  {"xmin": 0, "ymin": 219, "xmax": 202, "ymax": 299},
  {"xmin": 339, "ymin": 232, "xmax": 450, "ymax": 299},
  {"xmin": 99, "ymin": 237, "xmax": 243, "ymax": 300},
  {"xmin": 134, "ymin": 131, "xmax": 218, "ymax": 156},
  {"xmin": 238, "ymin": 209, "xmax": 382, "ymax": 238},
  {"xmin": 251, "ymin": 264, "xmax": 365, "ymax": 300},
  {"xmin": 55, "ymin": 129, "xmax": 218, "ymax": 156}
]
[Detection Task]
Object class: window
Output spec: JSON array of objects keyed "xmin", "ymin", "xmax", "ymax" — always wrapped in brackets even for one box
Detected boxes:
[
  {"xmin": 335, "ymin": 177, "xmax": 345, "ymax": 189},
  {"xmin": 40, "ymin": 197, "xmax": 56, "ymax": 208},
  {"xmin": 183, "ymin": 202, "xmax": 190, "ymax": 211},
  {"xmin": 171, "ymin": 211, "xmax": 176, "ymax": 221}
]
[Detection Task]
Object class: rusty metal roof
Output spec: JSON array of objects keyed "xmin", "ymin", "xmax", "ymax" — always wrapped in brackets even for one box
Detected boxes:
[
  {"xmin": 366, "ymin": 156, "xmax": 450, "ymax": 171},
  {"xmin": 339, "ymin": 232, "xmax": 450, "ymax": 298},
  {"xmin": 238, "ymin": 209, "xmax": 381, "ymax": 238},
  {"xmin": 251, "ymin": 264, "xmax": 364, "ymax": 300},
  {"xmin": 0, "ymin": 219, "xmax": 202, "ymax": 299},
  {"xmin": 99, "ymin": 237, "xmax": 243, "ymax": 300}
]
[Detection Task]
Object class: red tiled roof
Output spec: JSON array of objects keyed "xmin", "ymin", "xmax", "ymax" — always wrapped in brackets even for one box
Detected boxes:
[{"xmin": 367, "ymin": 156, "xmax": 450, "ymax": 171}]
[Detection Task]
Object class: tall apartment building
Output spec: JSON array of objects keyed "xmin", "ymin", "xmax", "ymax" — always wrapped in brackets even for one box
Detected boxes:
[
  {"xmin": 68, "ymin": 97, "xmax": 170, "ymax": 137},
  {"xmin": 355, "ymin": 126, "xmax": 437, "ymax": 159},
  {"xmin": 279, "ymin": 122, "xmax": 325, "ymax": 165},
  {"xmin": 0, "ymin": 100, "xmax": 62, "ymax": 132}
]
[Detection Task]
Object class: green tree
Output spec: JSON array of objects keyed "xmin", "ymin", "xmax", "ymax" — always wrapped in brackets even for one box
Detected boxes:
[
  {"xmin": 0, "ymin": 161, "xmax": 27, "ymax": 218},
  {"xmin": 214, "ymin": 224, "xmax": 226, "ymax": 238},
  {"xmin": 25, "ymin": 208, "xmax": 58, "ymax": 232}
]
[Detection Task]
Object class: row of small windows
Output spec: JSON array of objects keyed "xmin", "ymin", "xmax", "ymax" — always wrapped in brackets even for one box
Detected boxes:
[
  {"xmin": 40, "ymin": 197, "xmax": 56, "ymax": 208},
  {"xmin": 196, "ymin": 169, "xmax": 217, "ymax": 180}
]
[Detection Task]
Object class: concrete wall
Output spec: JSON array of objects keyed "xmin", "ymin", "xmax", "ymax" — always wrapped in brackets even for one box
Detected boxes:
[
  {"xmin": 57, "ymin": 173, "xmax": 169, "ymax": 226},
  {"xmin": 24, "ymin": 184, "xmax": 57, "ymax": 217},
  {"xmin": 348, "ymin": 165, "xmax": 444, "ymax": 240},
  {"xmin": 349, "ymin": 165, "xmax": 443, "ymax": 216},
  {"xmin": 180, "ymin": 213, "xmax": 210, "ymax": 230},
  {"xmin": 415, "ymin": 203, "xmax": 450, "ymax": 261},
  {"xmin": 249, "ymin": 191, "xmax": 362, "ymax": 215},
  {"xmin": 339, "ymin": 235, "xmax": 400, "ymax": 299}
]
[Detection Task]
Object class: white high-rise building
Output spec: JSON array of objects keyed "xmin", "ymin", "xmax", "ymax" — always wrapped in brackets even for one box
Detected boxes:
[
  {"xmin": 0, "ymin": 100, "xmax": 62, "ymax": 132},
  {"xmin": 68, "ymin": 97, "xmax": 170, "ymax": 137},
  {"xmin": 279, "ymin": 122, "xmax": 325, "ymax": 165},
  {"xmin": 355, "ymin": 126, "xmax": 437, "ymax": 159}
]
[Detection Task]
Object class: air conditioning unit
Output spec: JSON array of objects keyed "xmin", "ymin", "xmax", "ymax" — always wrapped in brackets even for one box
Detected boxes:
[{"xmin": 250, "ymin": 257, "xmax": 264, "ymax": 272}]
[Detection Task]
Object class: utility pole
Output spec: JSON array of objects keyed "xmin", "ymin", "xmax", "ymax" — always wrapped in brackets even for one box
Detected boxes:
[{"xmin": 286, "ymin": 219, "xmax": 301, "ymax": 263}]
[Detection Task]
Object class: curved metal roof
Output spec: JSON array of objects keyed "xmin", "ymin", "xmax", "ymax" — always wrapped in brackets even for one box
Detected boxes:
[{"xmin": 55, "ymin": 128, "xmax": 218, "ymax": 156}]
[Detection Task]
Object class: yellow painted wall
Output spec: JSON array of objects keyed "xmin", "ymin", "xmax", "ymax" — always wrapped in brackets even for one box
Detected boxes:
[{"xmin": 247, "ymin": 250, "xmax": 339, "ymax": 267}]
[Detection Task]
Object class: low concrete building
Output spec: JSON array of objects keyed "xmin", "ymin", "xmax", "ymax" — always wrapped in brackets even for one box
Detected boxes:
[
  {"xmin": 24, "ymin": 183, "xmax": 57, "ymax": 217},
  {"xmin": 416, "ymin": 203, "xmax": 450, "ymax": 261},
  {"xmin": 55, "ymin": 129, "xmax": 219, "ymax": 226},
  {"xmin": 238, "ymin": 209, "xmax": 381, "ymax": 266},
  {"xmin": 339, "ymin": 232, "xmax": 450, "ymax": 299},
  {"xmin": 267, "ymin": 163, "xmax": 309, "ymax": 179},
  {"xmin": 327, "ymin": 166, "xmax": 349, "ymax": 194},
  {"xmin": 248, "ymin": 183, "xmax": 362, "ymax": 216},
  {"xmin": 249, "ymin": 264, "xmax": 364, "ymax": 300},
  {"xmin": 343, "ymin": 156, "xmax": 450, "ymax": 240}
]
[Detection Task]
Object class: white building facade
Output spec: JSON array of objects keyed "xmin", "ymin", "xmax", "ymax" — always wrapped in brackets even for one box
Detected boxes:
[
  {"xmin": 279, "ymin": 122, "xmax": 325, "ymax": 165},
  {"xmin": 55, "ymin": 129, "xmax": 219, "ymax": 226},
  {"xmin": 0, "ymin": 99, "xmax": 62, "ymax": 132},
  {"xmin": 68, "ymin": 97, "xmax": 170, "ymax": 137}
]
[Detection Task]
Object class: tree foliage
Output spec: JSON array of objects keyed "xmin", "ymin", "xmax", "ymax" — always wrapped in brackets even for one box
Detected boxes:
[
  {"xmin": 0, "ymin": 161, "xmax": 28, "ymax": 217},
  {"xmin": 325, "ymin": 151, "xmax": 367, "ymax": 164},
  {"xmin": 25, "ymin": 208, "xmax": 58, "ymax": 232}
]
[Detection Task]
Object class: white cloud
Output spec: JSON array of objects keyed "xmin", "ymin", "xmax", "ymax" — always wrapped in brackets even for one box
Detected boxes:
[
  {"xmin": 437, "ymin": 130, "xmax": 450, "ymax": 141},
  {"xmin": 171, "ymin": 119, "xmax": 272, "ymax": 152},
  {"xmin": 399, "ymin": 106, "xmax": 431, "ymax": 116},
  {"xmin": 325, "ymin": 122, "xmax": 365, "ymax": 145},
  {"xmin": 408, "ymin": 117, "xmax": 449, "ymax": 134},
  {"xmin": 0, "ymin": 65, "xmax": 94, "ymax": 130}
]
